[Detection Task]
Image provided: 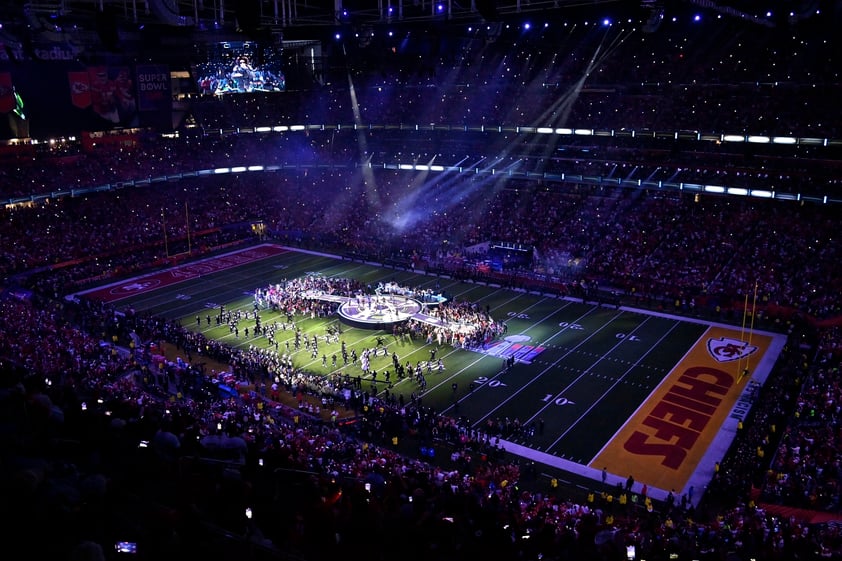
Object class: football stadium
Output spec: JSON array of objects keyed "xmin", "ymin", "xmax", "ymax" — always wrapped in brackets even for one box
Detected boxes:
[{"xmin": 1, "ymin": 2, "xmax": 841, "ymax": 561}]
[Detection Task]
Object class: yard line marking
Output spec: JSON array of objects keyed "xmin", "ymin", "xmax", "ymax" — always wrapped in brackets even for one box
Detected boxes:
[
  {"xmin": 435, "ymin": 298, "xmax": 582, "ymax": 412},
  {"xmin": 412, "ymin": 298, "xmax": 562, "ymax": 397},
  {"xmin": 542, "ymin": 319, "xmax": 681, "ymax": 451},
  {"xmin": 384, "ymin": 290, "xmax": 551, "ymax": 399},
  {"xmin": 479, "ymin": 296, "xmax": 579, "ymax": 363},
  {"xmin": 422, "ymin": 351, "xmax": 501, "ymax": 398},
  {"xmin": 467, "ymin": 307, "xmax": 625, "ymax": 428}
]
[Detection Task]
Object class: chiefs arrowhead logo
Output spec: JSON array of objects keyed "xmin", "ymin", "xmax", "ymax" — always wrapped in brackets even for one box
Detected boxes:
[{"xmin": 707, "ymin": 336, "xmax": 757, "ymax": 363}]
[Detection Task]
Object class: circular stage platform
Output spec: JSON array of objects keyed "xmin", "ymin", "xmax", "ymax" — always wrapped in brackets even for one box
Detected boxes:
[{"xmin": 338, "ymin": 294, "xmax": 423, "ymax": 329}]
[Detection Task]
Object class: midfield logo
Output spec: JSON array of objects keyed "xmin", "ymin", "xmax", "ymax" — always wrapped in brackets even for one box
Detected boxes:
[
  {"xmin": 483, "ymin": 335, "xmax": 546, "ymax": 364},
  {"xmin": 706, "ymin": 336, "xmax": 757, "ymax": 363}
]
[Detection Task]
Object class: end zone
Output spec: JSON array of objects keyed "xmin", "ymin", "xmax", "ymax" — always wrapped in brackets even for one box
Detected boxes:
[
  {"xmin": 590, "ymin": 325, "xmax": 786, "ymax": 498},
  {"xmin": 70, "ymin": 244, "xmax": 288, "ymax": 303}
]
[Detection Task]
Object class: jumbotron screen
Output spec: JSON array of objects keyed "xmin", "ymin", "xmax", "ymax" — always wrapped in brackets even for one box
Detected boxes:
[{"xmin": 193, "ymin": 40, "xmax": 285, "ymax": 95}]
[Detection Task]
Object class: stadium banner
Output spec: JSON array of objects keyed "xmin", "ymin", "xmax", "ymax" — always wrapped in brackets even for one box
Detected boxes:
[
  {"xmin": 135, "ymin": 64, "xmax": 171, "ymax": 112},
  {"xmin": 591, "ymin": 325, "xmax": 774, "ymax": 493},
  {"xmin": 102, "ymin": 66, "xmax": 136, "ymax": 125},
  {"xmin": 0, "ymin": 72, "xmax": 14, "ymax": 113},
  {"xmin": 135, "ymin": 63, "xmax": 172, "ymax": 130},
  {"xmin": 0, "ymin": 60, "xmax": 158, "ymax": 139},
  {"xmin": 68, "ymin": 70, "xmax": 91, "ymax": 109},
  {"xmin": 67, "ymin": 66, "xmax": 139, "ymax": 126}
]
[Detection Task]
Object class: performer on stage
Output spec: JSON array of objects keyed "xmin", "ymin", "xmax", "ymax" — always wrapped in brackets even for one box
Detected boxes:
[{"xmin": 231, "ymin": 56, "xmax": 255, "ymax": 91}]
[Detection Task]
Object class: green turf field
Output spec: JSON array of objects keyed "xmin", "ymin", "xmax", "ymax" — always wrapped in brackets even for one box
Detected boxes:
[{"xmin": 77, "ymin": 244, "xmax": 787, "ymax": 499}]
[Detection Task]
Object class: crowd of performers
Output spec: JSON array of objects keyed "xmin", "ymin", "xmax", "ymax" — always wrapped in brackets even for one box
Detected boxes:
[
  {"xmin": 254, "ymin": 274, "xmax": 366, "ymax": 317},
  {"xmin": 186, "ymin": 274, "xmax": 509, "ymax": 409},
  {"xmin": 250, "ymin": 274, "xmax": 507, "ymax": 353},
  {"xmin": 416, "ymin": 299, "xmax": 507, "ymax": 349}
]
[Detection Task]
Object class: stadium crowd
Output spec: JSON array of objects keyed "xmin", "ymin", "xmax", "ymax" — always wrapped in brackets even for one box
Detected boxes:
[
  {"xmin": 4, "ymin": 163, "xmax": 840, "ymax": 323},
  {"xmin": 3, "ymin": 6, "xmax": 842, "ymax": 561},
  {"xmin": 3, "ymin": 276, "xmax": 842, "ymax": 561}
]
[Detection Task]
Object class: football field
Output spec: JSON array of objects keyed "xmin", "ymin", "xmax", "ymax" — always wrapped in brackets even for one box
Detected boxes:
[{"xmin": 75, "ymin": 243, "xmax": 787, "ymax": 502}]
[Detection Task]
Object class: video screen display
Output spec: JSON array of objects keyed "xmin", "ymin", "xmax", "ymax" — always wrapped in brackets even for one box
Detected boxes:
[{"xmin": 194, "ymin": 40, "xmax": 285, "ymax": 95}]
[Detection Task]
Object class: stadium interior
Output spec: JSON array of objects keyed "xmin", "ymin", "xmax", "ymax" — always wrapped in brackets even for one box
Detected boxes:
[{"xmin": 1, "ymin": 0, "xmax": 842, "ymax": 560}]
